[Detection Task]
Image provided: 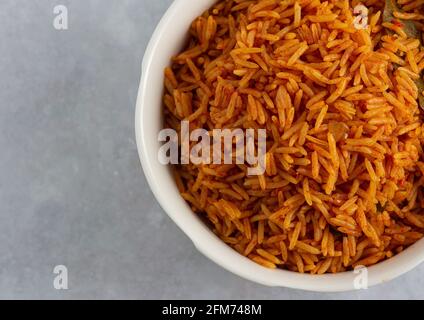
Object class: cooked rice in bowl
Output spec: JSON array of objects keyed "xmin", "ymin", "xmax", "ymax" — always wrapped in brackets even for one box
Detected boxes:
[{"xmin": 162, "ymin": 0, "xmax": 424, "ymax": 274}]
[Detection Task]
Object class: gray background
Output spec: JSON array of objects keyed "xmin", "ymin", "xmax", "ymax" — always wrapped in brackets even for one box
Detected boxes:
[{"xmin": 0, "ymin": 0, "xmax": 422, "ymax": 300}]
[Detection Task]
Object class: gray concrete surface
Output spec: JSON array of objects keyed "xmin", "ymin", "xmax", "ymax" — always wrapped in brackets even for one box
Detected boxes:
[{"xmin": 0, "ymin": 0, "xmax": 422, "ymax": 299}]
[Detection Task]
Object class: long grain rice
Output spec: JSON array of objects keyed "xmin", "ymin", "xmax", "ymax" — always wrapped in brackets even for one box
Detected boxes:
[{"xmin": 164, "ymin": 0, "xmax": 424, "ymax": 274}]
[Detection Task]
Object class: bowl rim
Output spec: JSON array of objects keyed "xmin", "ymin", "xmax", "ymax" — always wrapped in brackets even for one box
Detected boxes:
[{"xmin": 135, "ymin": 0, "xmax": 424, "ymax": 292}]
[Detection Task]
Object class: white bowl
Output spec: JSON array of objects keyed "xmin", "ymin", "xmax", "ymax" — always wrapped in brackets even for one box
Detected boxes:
[{"xmin": 135, "ymin": 0, "xmax": 424, "ymax": 292}]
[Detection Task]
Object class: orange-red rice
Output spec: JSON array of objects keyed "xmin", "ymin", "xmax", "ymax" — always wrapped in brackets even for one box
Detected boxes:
[{"xmin": 163, "ymin": 0, "xmax": 424, "ymax": 273}]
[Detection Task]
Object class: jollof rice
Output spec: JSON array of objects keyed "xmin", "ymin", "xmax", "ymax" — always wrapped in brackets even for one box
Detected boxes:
[{"xmin": 163, "ymin": 0, "xmax": 424, "ymax": 274}]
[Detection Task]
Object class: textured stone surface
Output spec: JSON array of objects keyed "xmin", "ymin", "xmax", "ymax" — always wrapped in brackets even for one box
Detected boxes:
[{"xmin": 0, "ymin": 0, "xmax": 422, "ymax": 299}]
